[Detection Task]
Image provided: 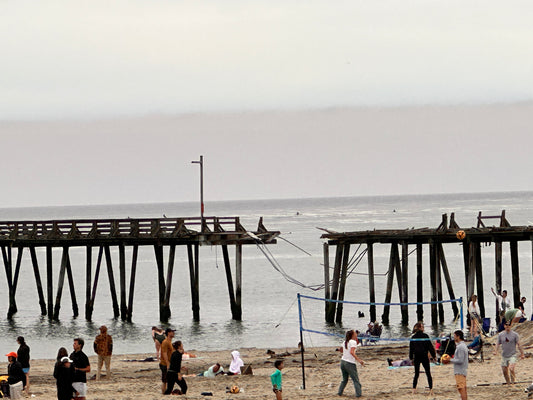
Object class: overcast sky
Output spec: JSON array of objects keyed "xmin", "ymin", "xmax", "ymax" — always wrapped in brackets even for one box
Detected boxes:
[{"xmin": 1, "ymin": 1, "xmax": 532, "ymax": 207}]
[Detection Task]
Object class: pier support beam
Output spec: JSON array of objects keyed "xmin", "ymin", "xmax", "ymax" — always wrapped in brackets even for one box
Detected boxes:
[
  {"xmin": 510, "ymin": 240, "xmax": 520, "ymax": 308},
  {"xmin": 126, "ymin": 245, "xmax": 139, "ymax": 322},
  {"xmin": 326, "ymin": 245, "xmax": 343, "ymax": 323},
  {"xmin": 495, "ymin": 241, "xmax": 503, "ymax": 323},
  {"xmin": 438, "ymin": 244, "xmax": 459, "ymax": 317},
  {"xmin": 85, "ymin": 246, "xmax": 92, "ymax": 319},
  {"xmin": 235, "ymin": 244, "xmax": 243, "ymax": 319},
  {"xmin": 475, "ymin": 243, "xmax": 485, "ymax": 318},
  {"xmin": 46, "ymin": 246, "xmax": 54, "ymax": 319},
  {"xmin": 401, "ymin": 242, "xmax": 409, "ymax": 325},
  {"xmin": 416, "ymin": 244, "xmax": 423, "ymax": 321},
  {"xmin": 336, "ymin": 244, "xmax": 350, "ymax": 323},
  {"xmin": 367, "ymin": 243, "xmax": 376, "ymax": 323},
  {"xmin": 104, "ymin": 245, "xmax": 119, "ymax": 319},
  {"xmin": 429, "ymin": 241, "xmax": 438, "ymax": 326},
  {"xmin": 2, "ymin": 245, "xmax": 17, "ymax": 318},
  {"xmin": 324, "ymin": 243, "xmax": 331, "ymax": 317},
  {"xmin": 382, "ymin": 243, "xmax": 399, "ymax": 325},
  {"xmin": 29, "ymin": 246, "xmax": 47, "ymax": 315},
  {"xmin": 223, "ymin": 244, "xmax": 241, "ymax": 320},
  {"xmin": 187, "ymin": 244, "xmax": 200, "ymax": 321},
  {"xmin": 53, "ymin": 247, "xmax": 68, "ymax": 320}
]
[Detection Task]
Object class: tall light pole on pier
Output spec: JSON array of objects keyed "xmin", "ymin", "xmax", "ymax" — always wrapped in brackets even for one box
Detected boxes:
[{"xmin": 191, "ymin": 155, "xmax": 204, "ymax": 232}]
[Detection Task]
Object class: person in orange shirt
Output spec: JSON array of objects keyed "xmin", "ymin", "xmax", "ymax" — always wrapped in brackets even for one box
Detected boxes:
[{"xmin": 159, "ymin": 328, "xmax": 175, "ymax": 394}]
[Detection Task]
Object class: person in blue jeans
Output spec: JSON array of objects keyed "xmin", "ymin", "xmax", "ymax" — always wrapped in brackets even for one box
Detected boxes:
[{"xmin": 338, "ymin": 330, "xmax": 365, "ymax": 397}]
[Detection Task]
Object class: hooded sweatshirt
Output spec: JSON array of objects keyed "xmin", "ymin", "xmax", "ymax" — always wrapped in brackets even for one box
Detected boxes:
[{"xmin": 229, "ymin": 350, "xmax": 244, "ymax": 374}]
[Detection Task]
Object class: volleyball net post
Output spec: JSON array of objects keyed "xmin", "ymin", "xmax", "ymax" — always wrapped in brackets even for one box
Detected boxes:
[{"xmin": 297, "ymin": 293, "xmax": 306, "ymax": 389}]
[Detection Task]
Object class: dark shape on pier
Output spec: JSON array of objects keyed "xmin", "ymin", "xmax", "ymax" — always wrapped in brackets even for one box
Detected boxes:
[{"xmin": 0, "ymin": 216, "xmax": 279, "ymax": 322}]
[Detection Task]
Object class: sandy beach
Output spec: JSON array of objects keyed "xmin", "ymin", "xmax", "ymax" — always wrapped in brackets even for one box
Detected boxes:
[{"xmin": 7, "ymin": 323, "xmax": 533, "ymax": 400}]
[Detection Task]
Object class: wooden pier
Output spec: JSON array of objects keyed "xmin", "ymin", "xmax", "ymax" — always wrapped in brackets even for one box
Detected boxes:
[
  {"xmin": 0, "ymin": 216, "xmax": 279, "ymax": 322},
  {"xmin": 321, "ymin": 211, "xmax": 533, "ymax": 326}
]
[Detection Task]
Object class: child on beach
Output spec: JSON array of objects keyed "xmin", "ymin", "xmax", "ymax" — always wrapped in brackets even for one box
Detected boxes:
[{"xmin": 271, "ymin": 360, "xmax": 283, "ymax": 400}]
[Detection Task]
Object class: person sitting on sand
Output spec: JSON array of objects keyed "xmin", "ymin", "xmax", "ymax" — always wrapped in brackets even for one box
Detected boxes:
[
  {"xmin": 227, "ymin": 350, "xmax": 244, "ymax": 375},
  {"xmin": 467, "ymin": 330, "xmax": 481, "ymax": 353},
  {"xmin": 387, "ymin": 358, "xmax": 413, "ymax": 367},
  {"xmin": 197, "ymin": 363, "xmax": 224, "ymax": 377}
]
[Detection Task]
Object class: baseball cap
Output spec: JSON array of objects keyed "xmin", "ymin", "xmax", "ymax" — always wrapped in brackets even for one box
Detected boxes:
[
  {"xmin": 5, "ymin": 352, "xmax": 17, "ymax": 358},
  {"xmin": 61, "ymin": 356, "xmax": 73, "ymax": 363}
]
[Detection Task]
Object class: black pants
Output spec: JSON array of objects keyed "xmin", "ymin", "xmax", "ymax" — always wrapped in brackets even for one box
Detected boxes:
[
  {"xmin": 413, "ymin": 355, "xmax": 432, "ymax": 389},
  {"xmin": 164, "ymin": 371, "xmax": 187, "ymax": 395}
]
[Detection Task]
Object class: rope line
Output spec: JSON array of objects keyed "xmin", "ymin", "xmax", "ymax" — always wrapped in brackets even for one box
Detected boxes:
[{"xmin": 299, "ymin": 293, "xmax": 461, "ymax": 306}]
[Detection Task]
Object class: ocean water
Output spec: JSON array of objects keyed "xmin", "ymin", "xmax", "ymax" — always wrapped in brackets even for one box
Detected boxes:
[{"xmin": 0, "ymin": 191, "xmax": 532, "ymax": 359}]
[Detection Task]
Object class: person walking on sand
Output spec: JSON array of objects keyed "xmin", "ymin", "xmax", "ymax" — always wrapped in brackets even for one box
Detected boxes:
[
  {"xmin": 494, "ymin": 320, "xmax": 525, "ymax": 384},
  {"xmin": 164, "ymin": 341, "xmax": 187, "ymax": 395},
  {"xmin": 93, "ymin": 325, "xmax": 113, "ymax": 380},
  {"xmin": 442, "ymin": 330, "xmax": 468, "ymax": 400},
  {"xmin": 409, "ymin": 322, "xmax": 436, "ymax": 395},
  {"xmin": 271, "ymin": 360, "xmax": 284, "ymax": 400},
  {"xmin": 16, "ymin": 336, "xmax": 30, "ymax": 395},
  {"xmin": 70, "ymin": 338, "xmax": 90, "ymax": 400},
  {"xmin": 338, "ymin": 329, "xmax": 365, "ymax": 398}
]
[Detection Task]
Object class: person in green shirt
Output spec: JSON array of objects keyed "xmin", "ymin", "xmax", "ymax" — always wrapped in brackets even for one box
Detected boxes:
[{"xmin": 270, "ymin": 360, "xmax": 284, "ymax": 400}]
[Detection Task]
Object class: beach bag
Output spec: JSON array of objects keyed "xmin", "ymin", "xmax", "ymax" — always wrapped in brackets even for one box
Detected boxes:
[{"xmin": 0, "ymin": 381, "xmax": 8, "ymax": 398}]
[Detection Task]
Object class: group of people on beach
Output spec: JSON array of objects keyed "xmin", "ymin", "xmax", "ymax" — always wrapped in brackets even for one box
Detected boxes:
[
  {"xmin": 2, "ymin": 336, "xmax": 30, "ymax": 399},
  {"xmin": 152, "ymin": 326, "xmax": 261, "ymax": 396},
  {"xmin": 3, "ymin": 326, "xmax": 112, "ymax": 400},
  {"xmin": 53, "ymin": 325, "xmax": 113, "ymax": 400},
  {"xmin": 467, "ymin": 288, "xmax": 528, "ymax": 338},
  {"xmin": 338, "ymin": 315, "xmax": 526, "ymax": 399}
]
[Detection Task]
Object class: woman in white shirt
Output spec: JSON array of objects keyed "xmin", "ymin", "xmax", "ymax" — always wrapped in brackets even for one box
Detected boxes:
[
  {"xmin": 468, "ymin": 294, "xmax": 481, "ymax": 337},
  {"xmin": 338, "ymin": 330, "xmax": 365, "ymax": 398}
]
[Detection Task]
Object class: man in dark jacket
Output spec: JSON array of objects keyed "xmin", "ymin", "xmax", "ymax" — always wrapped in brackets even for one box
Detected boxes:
[
  {"xmin": 409, "ymin": 322, "xmax": 436, "ymax": 396},
  {"xmin": 6, "ymin": 351, "xmax": 25, "ymax": 399},
  {"xmin": 16, "ymin": 336, "xmax": 30, "ymax": 395}
]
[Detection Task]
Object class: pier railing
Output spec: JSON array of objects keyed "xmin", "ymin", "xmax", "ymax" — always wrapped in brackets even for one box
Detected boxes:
[{"xmin": 0, "ymin": 216, "xmax": 277, "ymax": 245}]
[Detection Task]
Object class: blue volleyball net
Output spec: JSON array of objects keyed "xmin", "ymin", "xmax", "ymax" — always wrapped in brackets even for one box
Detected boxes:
[{"xmin": 297, "ymin": 293, "xmax": 464, "ymax": 344}]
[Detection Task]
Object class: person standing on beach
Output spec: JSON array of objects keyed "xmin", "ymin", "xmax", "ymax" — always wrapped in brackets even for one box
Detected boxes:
[
  {"xmin": 492, "ymin": 288, "xmax": 511, "ymax": 323},
  {"xmin": 70, "ymin": 338, "xmax": 90, "ymax": 400},
  {"xmin": 53, "ymin": 356, "xmax": 78, "ymax": 400},
  {"xmin": 152, "ymin": 326, "xmax": 165, "ymax": 360},
  {"xmin": 164, "ymin": 341, "xmax": 187, "ymax": 395},
  {"xmin": 16, "ymin": 336, "xmax": 30, "ymax": 395},
  {"xmin": 468, "ymin": 294, "xmax": 481, "ymax": 337},
  {"xmin": 338, "ymin": 329, "xmax": 365, "ymax": 398},
  {"xmin": 159, "ymin": 328, "xmax": 175, "ymax": 393},
  {"xmin": 271, "ymin": 359, "xmax": 284, "ymax": 400},
  {"xmin": 409, "ymin": 322, "xmax": 436, "ymax": 395},
  {"xmin": 93, "ymin": 325, "xmax": 113, "ymax": 380},
  {"xmin": 494, "ymin": 320, "xmax": 525, "ymax": 384},
  {"xmin": 443, "ymin": 330, "xmax": 468, "ymax": 400}
]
